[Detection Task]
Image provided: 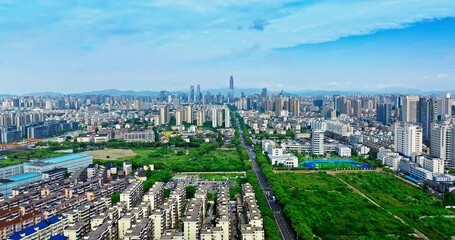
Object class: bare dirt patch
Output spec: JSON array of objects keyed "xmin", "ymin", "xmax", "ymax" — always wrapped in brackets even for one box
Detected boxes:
[{"xmin": 84, "ymin": 149, "xmax": 136, "ymax": 160}]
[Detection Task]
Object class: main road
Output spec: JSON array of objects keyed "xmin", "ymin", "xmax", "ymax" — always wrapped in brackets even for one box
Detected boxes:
[{"xmin": 235, "ymin": 116, "xmax": 296, "ymax": 240}]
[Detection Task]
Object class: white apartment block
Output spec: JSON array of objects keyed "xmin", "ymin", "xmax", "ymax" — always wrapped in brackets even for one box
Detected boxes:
[
  {"xmin": 394, "ymin": 122, "xmax": 422, "ymax": 157},
  {"xmin": 311, "ymin": 130, "xmax": 325, "ymax": 155},
  {"xmin": 336, "ymin": 145, "xmax": 352, "ymax": 157}
]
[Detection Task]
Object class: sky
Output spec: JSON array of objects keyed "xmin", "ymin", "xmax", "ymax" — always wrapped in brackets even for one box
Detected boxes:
[{"xmin": 0, "ymin": 0, "xmax": 455, "ymax": 94}]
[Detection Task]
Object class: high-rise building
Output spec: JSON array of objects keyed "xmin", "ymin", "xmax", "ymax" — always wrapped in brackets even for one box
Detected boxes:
[
  {"xmin": 160, "ymin": 106, "xmax": 170, "ymax": 124},
  {"xmin": 186, "ymin": 105, "xmax": 193, "ymax": 123},
  {"xmin": 394, "ymin": 122, "xmax": 422, "ymax": 157},
  {"xmin": 376, "ymin": 103, "xmax": 390, "ymax": 125},
  {"xmin": 212, "ymin": 108, "xmax": 218, "ymax": 128},
  {"xmin": 196, "ymin": 85, "xmax": 201, "ymax": 103},
  {"xmin": 275, "ymin": 98, "xmax": 283, "ymax": 116},
  {"xmin": 438, "ymin": 93, "xmax": 452, "ymax": 117},
  {"xmin": 229, "ymin": 76, "xmax": 234, "ymax": 98},
  {"xmin": 224, "ymin": 108, "xmax": 230, "ymax": 128},
  {"xmin": 197, "ymin": 110, "xmax": 205, "ymax": 126},
  {"xmin": 261, "ymin": 88, "xmax": 267, "ymax": 98},
  {"xmin": 353, "ymin": 100, "xmax": 362, "ymax": 118},
  {"xmin": 344, "ymin": 100, "xmax": 352, "ymax": 116},
  {"xmin": 217, "ymin": 109, "xmax": 223, "ymax": 127},
  {"xmin": 430, "ymin": 122, "xmax": 455, "ymax": 167},
  {"xmin": 417, "ymin": 97, "xmax": 435, "ymax": 143},
  {"xmin": 291, "ymin": 99, "xmax": 300, "ymax": 116},
  {"xmin": 133, "ymin": 100, "xmax": 141, "ymax": 110},
  {"xmin": 190, "ymin": 86, "xmax": 195, "ymax": 103},
  {"xmin": 402, "ymin": 95, "xmax": 419, "ymax": 123},
  {"xmin": 311, "ymin": 130, "xmax": 325, "ymax": 155},
  {"xmin": 175, "ymin": 110, "xmax": 182, "ymax": 126}
]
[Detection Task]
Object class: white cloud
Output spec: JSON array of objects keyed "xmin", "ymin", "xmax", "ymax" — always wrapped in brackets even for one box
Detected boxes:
[
  {"xmin": 436, "ymin": 73, "xmax": 449, "ymax": 79},
  {"xmin": 327, "ymin": 81, "xmax": 339, "ymax": 86}
]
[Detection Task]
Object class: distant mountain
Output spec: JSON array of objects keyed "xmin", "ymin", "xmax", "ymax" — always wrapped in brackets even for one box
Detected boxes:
[
  {"xmin": 22, "ymin": 92, "xmax": 63, "ymax": 97},
  {"xmin": 73, "ymin": 89, "xmax": 161, "ymax": 96}
]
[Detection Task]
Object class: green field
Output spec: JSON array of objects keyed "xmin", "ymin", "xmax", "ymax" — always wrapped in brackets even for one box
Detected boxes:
[
  {"xmin": 338, "ymin": 172, "xmax": 455, "ymax": 240},
  {"xmin": 94, "ymin": 144, "xmax": 245, "ymax": 172},
  {"xmin": 0, "ymin": 158, "xmax": 22, "ymax": 168},
  {"xmin": 272, "ymin": 172, "xmax": 413, "ymax": 239},
  {"xmin": 1, "ymin": 149, "xmax": 66, "ymax": 167}
]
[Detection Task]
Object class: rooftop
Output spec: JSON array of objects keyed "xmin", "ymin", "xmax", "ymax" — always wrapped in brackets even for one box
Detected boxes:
[
  {"xmin": 38, "ymin": 153, "xmax": 92, "ymax": 164},
  {"xmin": 7, "ymin": 173, "xmax": 42, "ymax": 182}
]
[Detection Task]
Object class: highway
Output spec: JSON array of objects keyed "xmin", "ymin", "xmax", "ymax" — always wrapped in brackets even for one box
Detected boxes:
[{"xmin": 236, "ymin": 117, "xmax": 296, "ymax": 240}]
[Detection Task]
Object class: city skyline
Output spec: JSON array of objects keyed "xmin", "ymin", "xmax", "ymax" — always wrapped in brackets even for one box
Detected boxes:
[{"xmin": 1, "ymin": 1, "xmax": 455, "ymax": 94}]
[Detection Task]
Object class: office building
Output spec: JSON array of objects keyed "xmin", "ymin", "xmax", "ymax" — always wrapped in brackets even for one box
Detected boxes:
[
  {"xmin": 376, "ymin": 103, "xmax": 390, "ymax": 125},
  {"xmin": 417, "ymin": 97, "xmax": 435, "ymax": 142},
  {"xmin": 402, "ymin": 95, "xmax": 419, "ymax": 123}
]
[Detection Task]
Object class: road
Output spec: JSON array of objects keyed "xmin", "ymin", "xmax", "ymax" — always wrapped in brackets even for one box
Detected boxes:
[{"xmin": 236, "ymin": 117, "xmax": 296, "ymax": 240}]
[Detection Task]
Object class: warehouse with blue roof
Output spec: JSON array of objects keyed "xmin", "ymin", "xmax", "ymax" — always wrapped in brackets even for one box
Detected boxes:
[{"xmin": 0, "ymin": 153, "xmax": 93, "ymax": 196}]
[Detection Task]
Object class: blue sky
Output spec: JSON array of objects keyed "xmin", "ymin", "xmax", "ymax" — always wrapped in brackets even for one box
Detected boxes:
[{"xmin": 0, "ymin": 0, "xmax": 455, "ymax": 94}]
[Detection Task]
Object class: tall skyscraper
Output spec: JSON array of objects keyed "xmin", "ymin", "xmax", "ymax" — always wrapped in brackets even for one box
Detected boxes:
[
  {"xmin": 189, "ymin": 86, "xmax": 195, "ymax": 103},
  {"xmin": 261, "ymin": 88, "xmax": 267, "ymax": 98},
  {"xmin": 376, "ymin": 103, "xmax": 390, "ymax": 125},
  {"xmin": 196, "ymin": 85, "xmax": 201, "ymax": 103},
  {"xmin": 401, "ymin": 95, "xmax": 419, "ymax": 123},
  {"xmin": 394, "ymin": 122, "xmax": 422, "ymax": 157},
  {"xmin": 229, "ymin": 76, "xmax": 234, "ymax": 98},
  {"xmin": 417, "ymin": 97, "xmax": 435, "ymax": 143}
]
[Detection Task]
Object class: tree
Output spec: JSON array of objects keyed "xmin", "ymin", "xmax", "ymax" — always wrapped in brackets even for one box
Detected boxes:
[
  {"xmin": 186, "ymin": 186, "xmax": 197, "ymax": 199},
  {"xmin": 111, "ymin": 192, "xmax": 120, "ymax": 205}
]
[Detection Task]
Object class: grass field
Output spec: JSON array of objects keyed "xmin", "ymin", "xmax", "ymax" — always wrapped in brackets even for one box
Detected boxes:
[
  {"xmin": 1, "ymin": 148, "xmax": 65, "ymax": 167},
  {"xmin": 84, "ymin": 149, "xmax": 137, "ymax": 160},
  {"xmin": 95, "ymin": 147, "xmax": 245, "ymax": 172},
  {"xmin": 0, "ymin": 158, "xmax": 22, "ymax": 168},
  {"xmin": 273, "ymin": 172, "xmax": 412, "ymax": 239},
  {"xmin": 338, "ymin": 172, "xmax": 455, "ymax": 240}
]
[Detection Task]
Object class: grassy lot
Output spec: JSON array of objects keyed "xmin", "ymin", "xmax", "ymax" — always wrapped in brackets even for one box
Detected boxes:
[
  {"xmin": 1, "ymin": 148, "xmax": 65, "ymax": 167},
  {"xmin": 338, "ymin": 172, "xmax": 455, "ymax": 240},
  {"xmin": 84, "ymin": 149, "xmax": 137, "ymax": 160},
  {"xmin": 95, "ymin": 145, "xmax": 245, "ymax": 172},
  {"xmin": 0, "ymin": 158, "xmax": 22, "ymax": 168},
  {"xmin": 272, "ymin": 172, "xmax": 413, "ymax": 239}
]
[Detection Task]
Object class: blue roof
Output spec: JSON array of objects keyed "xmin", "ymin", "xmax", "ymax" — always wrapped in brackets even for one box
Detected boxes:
[
  {"xmin": 36, "ymin": 153, "xmax": 91, "ymax": 164},
  {"xmin": 8, "ymin": 216, "xmax": 61, "ymax": 240},
  {"xmin": 50, "ymin": 234, "xmax": 68, "ymax": 240},
  {"xmin": 7, "ymin": 173, "xmax": 42, "ymax": 182},
  {"xmin": 47, "ymin": 215, "xmax": 60, "ymax": 224}
]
